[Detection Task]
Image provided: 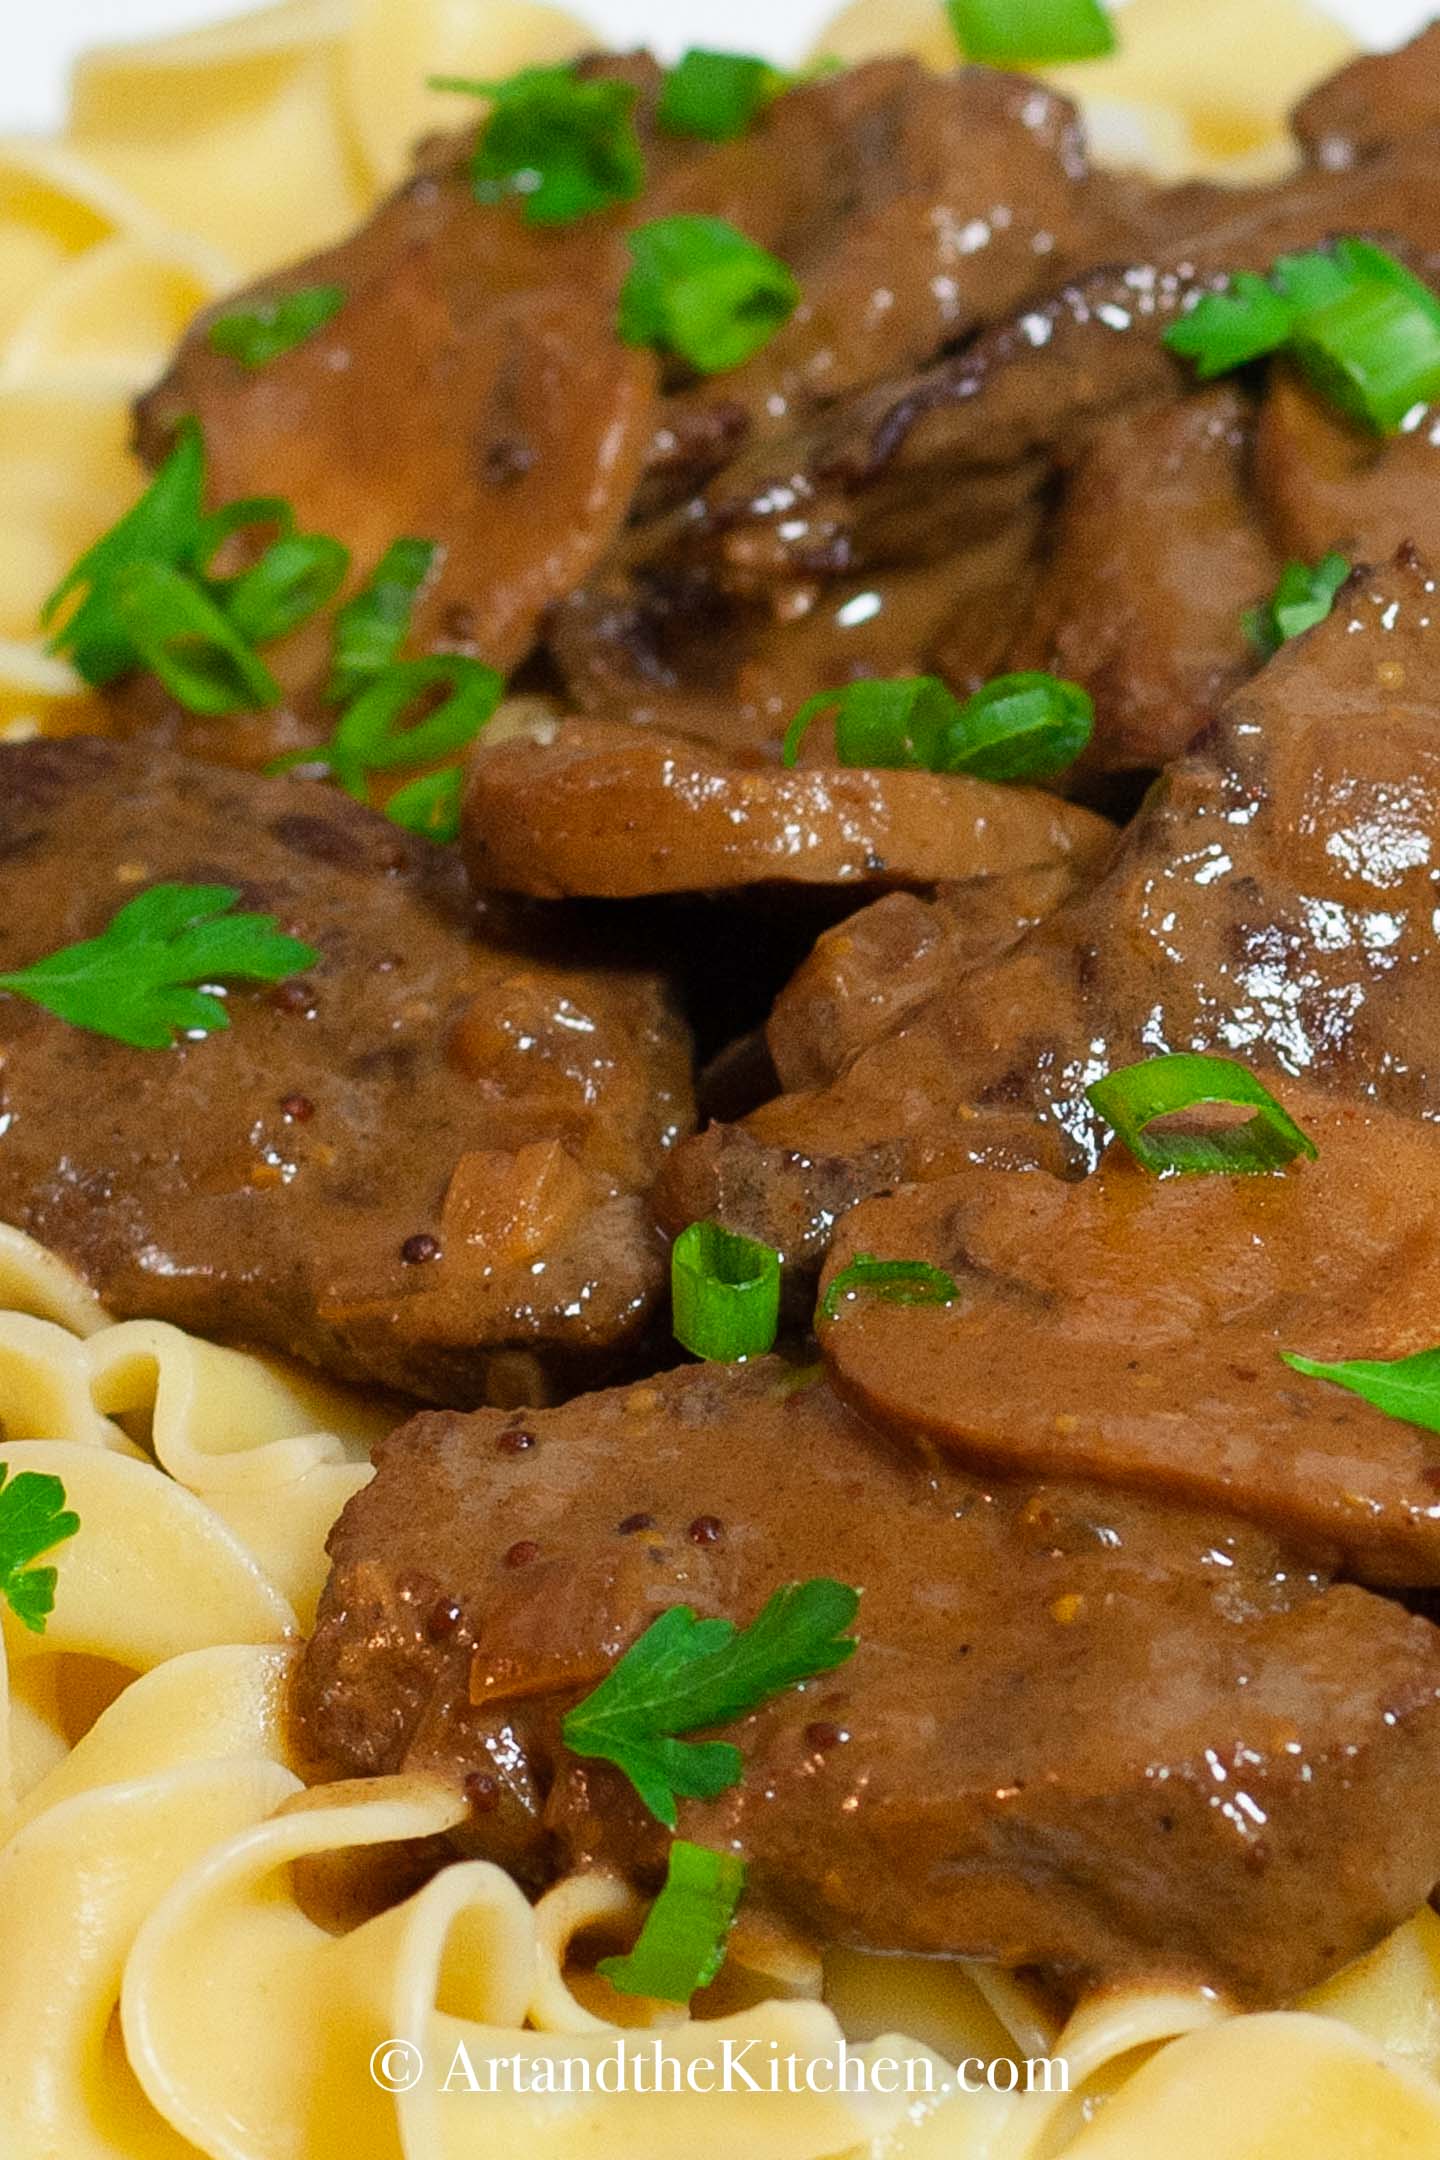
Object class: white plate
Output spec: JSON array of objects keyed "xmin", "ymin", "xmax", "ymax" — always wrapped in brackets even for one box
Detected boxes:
[{"xmin": 1, "ymin": 0, "xmax": 1433, "ymax": 128}]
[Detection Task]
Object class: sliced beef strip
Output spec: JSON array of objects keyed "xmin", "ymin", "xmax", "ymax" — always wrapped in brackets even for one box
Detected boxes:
[
  {"xmin": 0, "ymin": 739, "xmax": 692, "ymax": 1404},
  {"xmin": 460, "ymin": 711, "xmax": 1112, "ymax": 899},
  {"xmin": 656, "ymin": 549, "xmax": 1440, "ymax": 1265},
  {"xmin": 766, "ymin": 862, "xmax": 1085, "ymax": 1092},
  {"xmin": 631, "ymin": 123, "xmax": 1440, "ymax": 599},
  {"xmin": 119, "ymin": 55, "xmax": 1102, "ymax": 770},
  {"xmin": 293, "ymin": 1355, "xmax": 1440, "ymax": 2007},
  {"xmin": 546, "ymin": 516, "xmax": 1040, "ymax": 756},
  {"xmin": 999, "ymin": 387, "xmax": 1278, "ymax": 776},
  {"xmin": 1254, "ymin": 367, "xmax": 1440, "ymax": 566},
  {"xmin": 639, "ymin": 60, "xmax": 1100, "ymax": 500},
  {"xmin": 820, "ymin": 1091, "xmax": 1440, "ymax": 1587}
]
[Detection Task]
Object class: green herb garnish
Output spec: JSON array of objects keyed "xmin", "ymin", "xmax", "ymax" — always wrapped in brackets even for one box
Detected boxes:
[
  {"xmin": 328, "ymin": 538, "xmax": 439, "ymax": 705},
  {"xmin": 1245, "ymin": 552, "xmax": 1350, "ymax": 658},
  {"xmin": 947, "ymin": 0, "xmax": 1117, "ymax": 63},
  {"xmin": 43, "ymin": 425, "xmax": 345, "ymax": 711},
  {"xmin": 207, "ymin": 284, "xmax": 346, "ymax": 369},
  {"xmin": 384, "ymin": 765, "xmax": 466, "ymax": 844},
  {"xmin": 0, "ymin": 884, "xmax": 318, "ymax": 1049},
  {"xmin": 1282, "ymin": 1346, "xmax": 1440, "ymax": 1434},
  {"xmin": 43, "ymin": 419, "xmax": 207, "ymax": 685},
  {"xmin": 432, "ymin": 64, "xmax": 645, "ymax": 225},
  {"xmin": 820, "ymin": 1253, "xmax": 958, "ymax": 1325},
  {"xmin": 274, "ymin": 655, "xmax": 502, "ymax": 799},
  {"xmin": 782, "ymin": 671, "xmax": 1092, "ymax": 782},
  {"xmin": 105, "ymin": 562, "xmax": 281, "ymax": 717},
  {"xmin": 1087, "ymin": 1053, "xmax": 1319, "ymax": 1177},
  {"xmin": 1166, "ymin": 238, "xmax": 1440, "ymax": 433},
  {"xmin": 620, "ymin": 215, "xmax": 800, "ymax": 375},
  {"xmin": 659, "ymin": 50, "xmax": 788, "ymax": 141},
  {"xmin": 562, "ymin": 1579, "xmax": 860, "ymax": 1828},
  {"xmin": 598, "ymin": 1841, "xmax": 746, "ymax": 2003},
  {"xmin": 223, "ymin": 534, "xmax": 350, "ymax": 648},
  {"xmin": 0, "ymin": 1465, "xmax": 80, "ymax": 1635},
  {"xmin": 672, "ymin": 1221, "xmax": 781, "ymax": 1362}
]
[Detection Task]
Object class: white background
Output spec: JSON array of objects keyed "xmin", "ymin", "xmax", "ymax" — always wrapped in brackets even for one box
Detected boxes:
[{"xmin": 1, "ymin": 0, "xmax": 1433, "ymax": 129}]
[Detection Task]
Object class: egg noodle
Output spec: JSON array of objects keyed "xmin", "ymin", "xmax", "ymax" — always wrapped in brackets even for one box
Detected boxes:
[{"xmin": 1, "ymin": 0, "xmax": 1439, "ymax": 2154}]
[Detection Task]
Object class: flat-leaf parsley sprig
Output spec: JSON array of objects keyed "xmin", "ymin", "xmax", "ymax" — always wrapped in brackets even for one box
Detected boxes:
[
  {"xmin": 0, "ymin": 883, "xmax": 319, "ymax": 1049},
  {"xmin": 562, "ymin": 1577, "xmax": 860, "ymax": 1827},
  {"xmin": 0, "ymin": 1465, "xmax": 80, "ymax": 1634}
]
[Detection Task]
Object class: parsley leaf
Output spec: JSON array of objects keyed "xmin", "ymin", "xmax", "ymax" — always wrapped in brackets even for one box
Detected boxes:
[
  {"xmin": 562, "ymin": 1578, "xmax": 860, "ymax": 1828},
  {"xmin": 208, "ymin": 284, "xmax": 346, "ymax": 368},
  {"xmin": 0, "ymin": 884, "xmax": 319, "ymax": 1049},
  {"xmin": 0, "ymin": 1465, "xmax": 80, "ymax": 1635},
  {"xmin": 598, "ymin": 1840, "xmax": 746, "ymax": 2003},
  {"xmin": 1282, "ymin": 1346, "xmax": 1440, "ymax": 1433}
]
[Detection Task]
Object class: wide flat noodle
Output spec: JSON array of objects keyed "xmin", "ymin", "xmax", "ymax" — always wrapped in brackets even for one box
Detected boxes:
[
  {"xmin": 0, "ymin": 1227, "xmax": 1436, "ymax": 2156},
  {"xmin": 813, "ymin": 0, "xmax": 1358, "ymax": 178}
]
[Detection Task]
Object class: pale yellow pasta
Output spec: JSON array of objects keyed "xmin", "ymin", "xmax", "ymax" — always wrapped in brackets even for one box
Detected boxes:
[
  {"xmin": 66, "ymin": 1, "xmax": 367, "ymax": 273},
  {"xmin": 813, "ymin": 0, "xmax": 1359, "ymax": 179},
  {"xmin": 343, "ymin": 0, "xmax": 592, "ymax": 190}
]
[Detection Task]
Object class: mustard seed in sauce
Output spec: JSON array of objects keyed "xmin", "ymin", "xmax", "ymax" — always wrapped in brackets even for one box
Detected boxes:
[
  {"xmin": 497, "ymin": 1425, "xmax": 535, "ymax": 1454},
  {"xmin": 400, "ymin": 1233, "xmax": 441, "ymax": 1265},
  {"xmin": 687, "ymin": 1515, "xmax": 724, "ymax": 1545},
  {"xmin": 504, "ymin": 1540, "xmax": 540, "ymax": 1568},
  {"xmin": 465, "ymin": 1772, "xmax": 501, "ymax": 1814},
  {"xmin": 280, "ymin": 1093, "xmax": 315, "ymax": 1122},
  {"xmin": 617, "ymin": 1512, "xmax": 656, "ymax": 1535}
]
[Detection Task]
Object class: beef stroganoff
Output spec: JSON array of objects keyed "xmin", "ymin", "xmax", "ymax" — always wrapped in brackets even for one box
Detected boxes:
[{"xmin": 5, "ymin": 3, "xmax": 1440, "ymax": 2156}]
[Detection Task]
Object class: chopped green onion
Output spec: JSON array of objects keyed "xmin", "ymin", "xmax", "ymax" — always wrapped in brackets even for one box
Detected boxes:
[
  {"xmin": 193, "ymin": 496, "xmax": 296, "ymax": 578},
  {"xmin": 936, "ymin": 672, "xmax": 1094, "ymax": 781},
  {"xmin": 1166, "ymin": 237, "xmax": 1440, "ymax": 434},
  {"xmin": 620, "ymin": 216, "xmax": 800, "ymax": 376},
  {"xmin": 1270, "ymin": 250, "xmax": 1357, "ymax": 315},
  {"xmin": 782, "ymin": 676, "xmax": 957, "ymax": 771},
  {"xmin": 562, "ymin": 1578, "xmax": 860, "ymax": 1827},
  {"xmin": 1281, "ymin": 1346, "xmax": 1440, "ymax": 1434},
  {"xmin": 432, "ymin": 65, "xmax": 645, "ymax": 226},
  {"xmin": 672, "ymin": 1220, "xmax": 781, "ymax": 1362},
  {"xmin": 43, "ymin": 420, "xmax": 205, "ymax": 684},
  {"xmin": 947, "ymin": 0, "xmax": 1117, "ymax": 63},
  {"xmin": 820, "ymin": 1253, "xmax": 958, "ymax": 1325},
  {"xmin": 1291, "ymin": 272, "xmax": 1440, "ymax": 435},
  {"xmin": 1244, "ymin": 552, "xmax": 1350, "ymax": 659},
  {"xmin": 659, "ymin": 50, "xmax": 788, "ymax": 141},
  {"xmin": 207, "ymin": 284, "xmax": 346, "ymax": 368},
  {"xmin": 782, "ymin": 671, "xmax": 1092, "ymax": 782},
  {"xmin": 328, "ymin": 538, "xmax": 439, "ymax": 705},
  {"xmin": 1086, "ymin": 1053, "xmax": 1319, "ymax": 1177},
  {"xmin": 384, "ymin": 765, "xmax": 464, "ymax": 844},
  {"xmin": 223, "ymin": 533, "xmax": 350, "ymax": 646},
  {"xmin": 1164, "ymin": 272, "xmax": 1297, "ymax": 380},
  {"xmin": 598, "ymin": 1841, "xmax": 746, "ymax": 2003},
  {"xmin": 332, "ymin": 656, "xmax": 503, "ymax": 781},
  {"xmin": 106, "ymin": 563, "xmax": 280, "ymax": 717}
]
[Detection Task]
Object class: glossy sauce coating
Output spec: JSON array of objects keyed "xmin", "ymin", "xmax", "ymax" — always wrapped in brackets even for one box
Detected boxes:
[
  {"xmin": 295, "ymin": 1358, "xmax": 1440, "ymax": 2006},
  {"xmin": 0, "ymin": 739, "xmax": 693, "ymax": 1401}
]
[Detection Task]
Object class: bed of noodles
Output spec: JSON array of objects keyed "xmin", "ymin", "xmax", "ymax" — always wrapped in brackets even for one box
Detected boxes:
[{"xmin": 0, "ymin": 3, "xmax": 1438, "ymax": 2155}]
